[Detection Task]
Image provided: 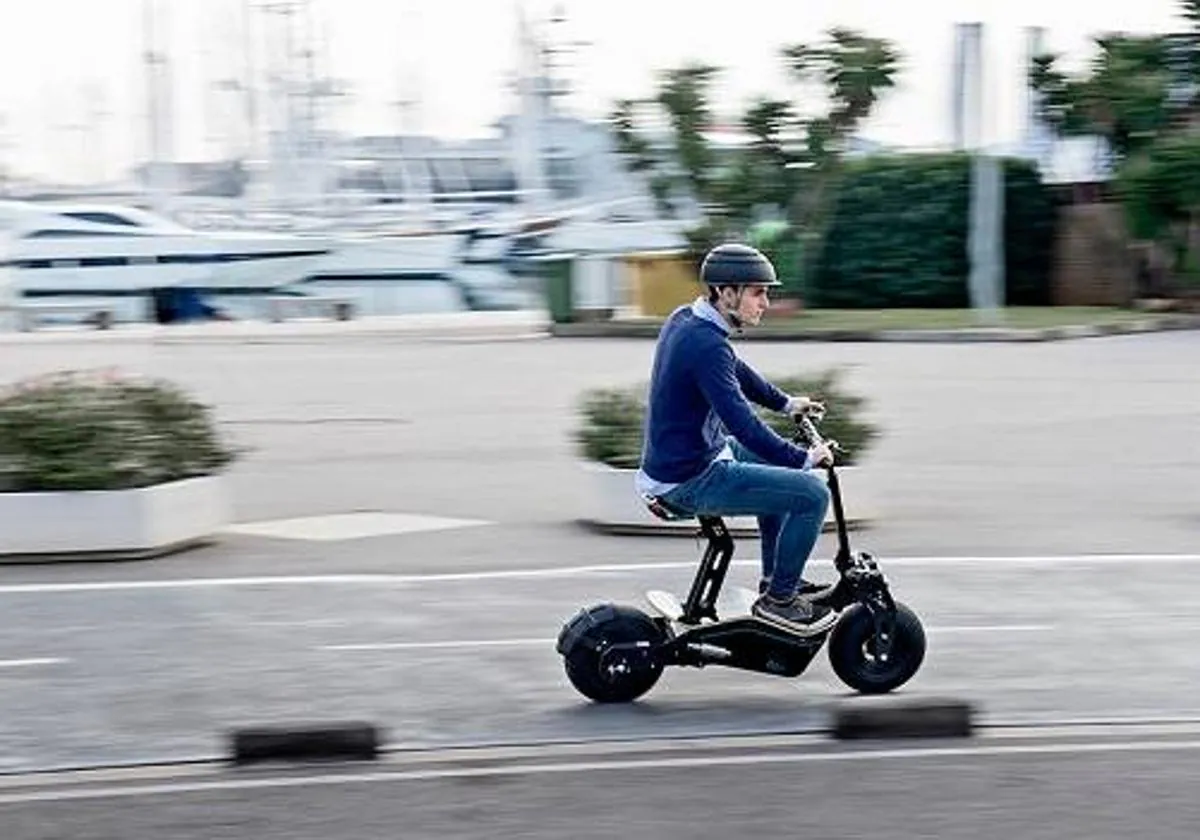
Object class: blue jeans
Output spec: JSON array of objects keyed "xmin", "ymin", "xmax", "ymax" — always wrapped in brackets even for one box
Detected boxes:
[{"xmin": 661, "ymin": 438, "xmax": 831, "ymax": 601}]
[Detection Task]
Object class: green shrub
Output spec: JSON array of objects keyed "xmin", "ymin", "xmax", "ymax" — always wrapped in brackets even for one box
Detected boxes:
[
  {"xmin": 810, "ymin": 152, "xmax": 1057, "ymax": 307},
  {"xmin": 755, "ymin": 369, "xmax": 880, "ymax": 462},
  {"xmin": 0, "ymin": 370, "xmax": 239, "ymax": 492},
  {"xmin": 574, "ymin": 368, "xmax": 879, "ymax": 469},
  {"xmin": 575, "ymin": 384, "xmax": 647, "ymax": 470}
]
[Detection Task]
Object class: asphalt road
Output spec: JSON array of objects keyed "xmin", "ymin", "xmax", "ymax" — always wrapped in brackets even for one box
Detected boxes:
[
  {"xmin": 0, "ymin": 325, "xmax": 1197, "ymax": 836},
  {"xmin": 0, "ymin": 554, "xmax": 1197, "ymax": 772},
  {"xmin": 3, "ymin": 326, "xmax": 1197, "ymax": 558},
  {"xmin": 0, "ymin": 728, "xmax": 1198, "ymax": 839}
]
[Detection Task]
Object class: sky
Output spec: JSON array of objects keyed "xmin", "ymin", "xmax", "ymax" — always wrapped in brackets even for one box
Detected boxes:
[{"xmin": 0, "ymin": 0, "xmax": 1189, "ymax": 184}]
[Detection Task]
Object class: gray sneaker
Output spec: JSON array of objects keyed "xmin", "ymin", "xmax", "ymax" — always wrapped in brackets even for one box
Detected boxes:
[
  {"xmin": 759, "ymin": 578, "xmax": 838, "ymax": 605},
  {"xmin": 752, "ymin": 594, "xmax": 838, "ymax": 636}
]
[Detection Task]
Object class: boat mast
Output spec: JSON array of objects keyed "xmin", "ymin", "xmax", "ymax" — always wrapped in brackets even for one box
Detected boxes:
[{"xmin": 143, "ymin": 0, "xmax": 174, "ymax": 213}]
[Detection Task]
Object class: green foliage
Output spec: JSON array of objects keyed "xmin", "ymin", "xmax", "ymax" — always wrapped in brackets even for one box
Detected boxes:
[
  {"xmin": 779, "ymin": 30, "xmax": 902, "ymax": 272},
  {"xmin": 1118, "ymin": 133, "xmax": 1200, "ymax": 282},
  {"xmin": 810, "ymin": 153, "xmax": 1057, "ymax": 308},
  {"xmin": 756, "ymin": 370, "xmax": 880, "ymax": 464},
  {"xmin": 656, "ymin": 63, "xmax": 722, "ymax": 204},
  {"xmin": 1183, "ymin": 0, "xmax": 1200, "ymax": 26},
  {"xmin": 1027, "ymin": 2, "xmax": 1200, "ymax": 290},
  {"xmin": 574, "ymin": 384, "xmax": 646, "ymax": 471},
  {"xmin": 608, "ymin": 99, "xmax": 656, "ymax": 173},
  {"xmin": 608, "ymin": 98, "xmax": 673, "ymax": 217},
  {"xmin": 734, "ymin": 97, "xmax": 802, "ymax": 215},
  {"xmin": 0, "ymin": 370, "xmax": 239, "ymax": 492},
  {"xmin": 1030, "ymin": 35, "xmax": 1174, "ymax": 161},
  {"xmin": 782, "ymin": 28, "xmax": 901, "ymax": 142},
  {"xmin": 1002, "ymin": 159, "xmax": 1060, "ymax": 306},
  {"xmin": 606, "ymin": 29, "xmax": 902, "ymax": 245},
  {"xmin": 574, "ymin": 369, "xmax": 879, "ymax": 469}
]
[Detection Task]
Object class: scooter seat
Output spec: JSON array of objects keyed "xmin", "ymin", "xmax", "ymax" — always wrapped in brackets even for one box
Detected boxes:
[{"xmin": 641, "ymin": 493, "xmax": 692, "ymax": 522}]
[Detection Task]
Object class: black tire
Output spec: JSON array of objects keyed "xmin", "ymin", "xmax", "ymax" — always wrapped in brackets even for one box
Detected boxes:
[
  {"xmin": 828, "ymin": 602, "xmax": 926, "ymax": 694},
  {"xmin": 558, "ymin": 604, "xmax": 666, "ymax": 703}
]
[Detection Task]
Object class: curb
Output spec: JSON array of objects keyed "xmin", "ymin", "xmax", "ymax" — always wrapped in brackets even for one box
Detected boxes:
[
  {"xmin": 0, "ymin": 537, "xmax": 216, "ymax": 565},
  {"xmin": 0, "ymin": 312, "xmax": 549, "ymax": 346},
  {"xmin": 577, "ymin": 516, "xmax": 871, "ymax": 538},
  {"xmin": 229, "ymin": 722, "xmax": 382, "ymax": 765},
  {"xmin": 222, "ymin": 701, "xmax": 975, "ymax": 768},
  {"xmin": 549, "ymin": 314, "xmax": 1200, "ymax": 343},
  {"xmin": 830, "ymin": 698, "xmax": 977, "ymax": 740}
]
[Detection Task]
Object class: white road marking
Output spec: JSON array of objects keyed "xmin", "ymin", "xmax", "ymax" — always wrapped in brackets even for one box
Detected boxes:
[
  {"xmin": 320, "ymin": 638, "xmax": 550, "ymax": 652},
  {"xmin": 925, "ymin": 625, "xmax": 1054, "ymax": 634},
  {"xmin": 0, "ymin": 658, "xmax": 67, "ymax": 669},
  {"xmin": 318, "ymin": 625, "xmax": 1054, "ymax": 653},
  {"xmin": 988, "ymin": 720, "xmax": 1200, "ymax": 739},
  {"xmin": 224, "ymin": 512, "xmax": 491, "ymax": 542},
  {"xmin": 245, "ymin": 618, "xmax": 352, "ymax": 629},
  {"xmin": 1, "ymin": 738, "xmax": 1200, "ymax": 805},
  {"xmin": 0, "ymin": 554, "xmax": 1194, "ymax": 595},
  {"xmin": 877, "ymin": 554, "xmax": 1200, "ymax": 567}
]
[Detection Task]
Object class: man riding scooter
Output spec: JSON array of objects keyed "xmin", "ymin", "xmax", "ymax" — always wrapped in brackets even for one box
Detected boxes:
[{"xmin": 635, "ymin": 243, "xmax": 837, "ymax": 635}]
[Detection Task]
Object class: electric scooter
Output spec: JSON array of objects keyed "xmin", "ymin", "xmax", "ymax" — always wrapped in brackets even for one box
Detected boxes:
[{"xmin": 556, "ymin": 409, "xmax": 926, "ymax": 703}]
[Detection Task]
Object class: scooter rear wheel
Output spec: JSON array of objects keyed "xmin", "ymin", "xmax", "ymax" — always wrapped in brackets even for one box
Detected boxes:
[
  {"xmin": 559, "ymin": 604, "xmax": 666, "ymax": 703},
  {"xmin": 828, "ymin": 602, "xmax": 925, "ymax": 694}
]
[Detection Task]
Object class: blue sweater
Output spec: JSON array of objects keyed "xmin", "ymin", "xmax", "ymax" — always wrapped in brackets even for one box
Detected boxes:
[{"xmin": 639, "ymin": 302, "xmax": 811, "ymax": 484}]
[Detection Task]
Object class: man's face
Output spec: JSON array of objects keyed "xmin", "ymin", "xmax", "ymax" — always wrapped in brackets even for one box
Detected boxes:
[{"xmin": 721, "ymin": 285, "xmax": 771, "ymax": 326}]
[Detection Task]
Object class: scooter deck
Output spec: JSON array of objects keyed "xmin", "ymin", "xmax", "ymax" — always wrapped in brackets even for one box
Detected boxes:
[
  {"xmin": 644, "ymin": 589, "xmax": 828, "ymax": 676},
  {"xmin": 646, "ymin": 586, "xmax": 759, "ymax": 623}
]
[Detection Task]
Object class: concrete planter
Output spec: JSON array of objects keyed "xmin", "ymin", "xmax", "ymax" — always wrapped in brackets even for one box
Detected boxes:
[
  {"xmin": 0, "ymin": 475, "xmax": 232, "ymax": 561},
  {"xmin": 578, "ymin": 461, "xmax": 871, "ymax": 536}
]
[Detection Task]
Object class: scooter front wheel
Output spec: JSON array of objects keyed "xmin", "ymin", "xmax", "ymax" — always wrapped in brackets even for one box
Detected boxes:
[
  {"xmin": 557, "ymin": 604, "xmax": 666, "ymax": 703},
  {"xmin": 828, "ymin": 602, "xmax": 926, "ymax": 694}
]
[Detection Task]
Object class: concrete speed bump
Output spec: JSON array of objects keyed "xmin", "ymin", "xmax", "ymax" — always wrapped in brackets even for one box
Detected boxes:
[
  {"xmin": 229, "ymin": 722, "xmax": 382, "ymax": 765},
  {"xmin": 831, "ymin": 698, "xmax": 976, "ymax": 740}
]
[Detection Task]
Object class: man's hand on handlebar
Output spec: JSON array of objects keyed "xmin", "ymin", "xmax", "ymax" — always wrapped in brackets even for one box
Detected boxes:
[
  {"xmin": 807, "ymin": 441, "xmax": 834, "ymax": 469},
  {"xmin": 786, "ymin": 395, "xmax": 837, "ymax": 466},
  {"xmin": 785, "ymin": 395, "xmax": 825, "ymax": 420}
]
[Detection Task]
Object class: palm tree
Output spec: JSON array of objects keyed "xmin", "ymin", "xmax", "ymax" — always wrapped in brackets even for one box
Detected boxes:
[{"xmin": 781, "ymin": 28, "xmax": 901, "ymax": 281}]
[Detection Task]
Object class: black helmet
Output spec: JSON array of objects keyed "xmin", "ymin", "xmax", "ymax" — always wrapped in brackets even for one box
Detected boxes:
[{"xmin": 699, "ymin": 243, "xmax": 780, "ymax": 288}]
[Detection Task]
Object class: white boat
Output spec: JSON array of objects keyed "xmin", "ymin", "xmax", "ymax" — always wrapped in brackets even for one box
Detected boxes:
[
  {"xmin": 0, "ymin": 199, "xmax": 330, "ymax": 289},
  {"xmin": 0, "ymin": 199, "xmax": 500, "ymax": 322}
]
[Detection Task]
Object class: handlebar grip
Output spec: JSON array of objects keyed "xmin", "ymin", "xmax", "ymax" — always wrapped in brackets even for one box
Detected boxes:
[
  {"xmin": 797, "ymin": 415, "xmax": 823, "ymax": 444},
  {"xmin": 795, "ymin": 415, "xmax": 844, "ymax": 464}
]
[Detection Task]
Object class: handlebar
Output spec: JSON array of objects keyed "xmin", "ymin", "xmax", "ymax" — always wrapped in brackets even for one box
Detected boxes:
[{"xmin": 792, "ymin": 407, "xmax": 844, "ymax": 466}]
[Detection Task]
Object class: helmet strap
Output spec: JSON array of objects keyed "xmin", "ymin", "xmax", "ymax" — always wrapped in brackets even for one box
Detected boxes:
[{"xmin": 715, "ymin": 286, "xmax": 746, "ymax": 332}]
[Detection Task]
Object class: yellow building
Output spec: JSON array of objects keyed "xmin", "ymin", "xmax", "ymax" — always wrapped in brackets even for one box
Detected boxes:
[{"xmin": 620, "ymin": 250, "xmax": 701, "ymax": 317}]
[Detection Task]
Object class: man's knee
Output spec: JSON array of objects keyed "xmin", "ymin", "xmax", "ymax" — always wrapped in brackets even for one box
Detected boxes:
[
  {"xmin": 799, "ymin": 474, "xmax": 831, "ymax": 513},
  {"xmin": 816, "ymin": 479, "xmax": 832, "ymax": 511}
]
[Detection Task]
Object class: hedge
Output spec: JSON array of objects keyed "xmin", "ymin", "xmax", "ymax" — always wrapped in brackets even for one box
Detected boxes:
[{"xmin": 808, "ymin": 153, "xmax": 1057, "ymax": 308}]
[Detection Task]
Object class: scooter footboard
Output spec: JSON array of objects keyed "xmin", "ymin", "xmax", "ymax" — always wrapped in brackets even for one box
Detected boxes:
[{"xmin": 662, "ymin": 618, "xmax": 825, "ymax": 677}]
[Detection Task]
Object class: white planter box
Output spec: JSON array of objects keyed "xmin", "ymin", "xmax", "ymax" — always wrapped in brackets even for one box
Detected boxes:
[
  {"xmin": 0, "ymin": 475, "xmax": 232, "ymax": 560},
  {"xmin": 579, "ymin": 461, "xmax": 869, "ymax": 535}
]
